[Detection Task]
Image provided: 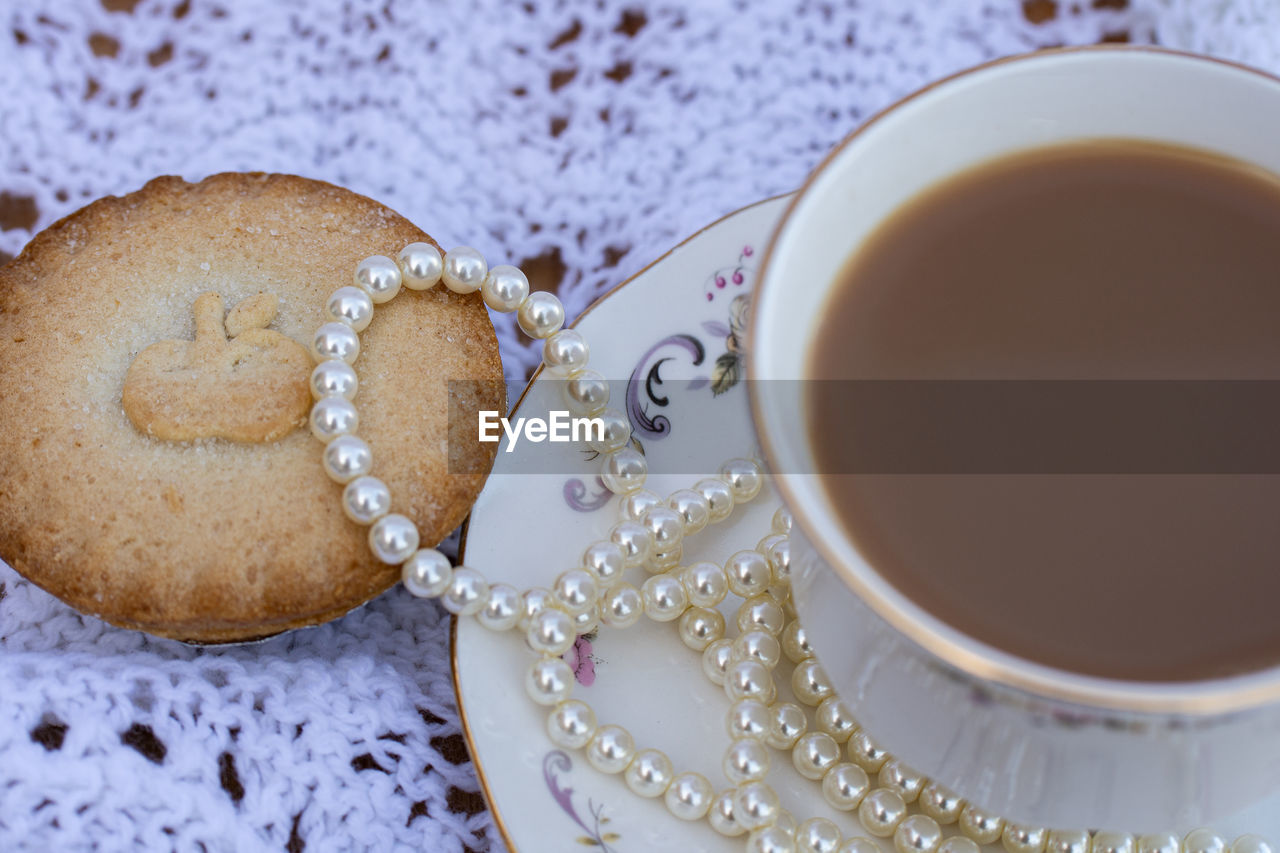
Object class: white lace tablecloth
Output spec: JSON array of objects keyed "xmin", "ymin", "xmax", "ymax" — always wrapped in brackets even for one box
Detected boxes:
[{"xmin": 1, "ymin": 1, "xmax": 1277, "ymax": 849}]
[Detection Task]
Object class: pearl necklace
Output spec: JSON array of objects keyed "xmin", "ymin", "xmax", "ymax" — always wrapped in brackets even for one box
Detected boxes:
[{"xmin": 308, "ymin": 244, "xmax": 1272, "ymax": 853}]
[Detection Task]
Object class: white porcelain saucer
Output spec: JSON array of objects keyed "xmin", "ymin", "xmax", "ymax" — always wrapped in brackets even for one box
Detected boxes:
[{"xmin": 452, "ymin": 196, "xmax": 1280, "ymax": 852}]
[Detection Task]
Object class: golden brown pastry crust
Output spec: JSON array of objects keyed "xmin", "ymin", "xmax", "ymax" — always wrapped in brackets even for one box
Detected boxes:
[{"xmin": 0, "ymin": 173, "xmax": 504, "ymax": 642}]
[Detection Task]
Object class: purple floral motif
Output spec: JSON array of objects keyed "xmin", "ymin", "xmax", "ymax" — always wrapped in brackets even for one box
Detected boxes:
[
  {"xmin": 626, "ymin": 334, "xmax": 705, "ymax": 440},
  {"xmin": 565, "ymin": 632, "xmax": 598, "ymax": 686},
  {"xmin": 543, "ymin": 750, "xmax": 621, "ymax": 851},
  {"xmin": 564, "ymin": 475, "xmax": 612, "ymax": 513}
]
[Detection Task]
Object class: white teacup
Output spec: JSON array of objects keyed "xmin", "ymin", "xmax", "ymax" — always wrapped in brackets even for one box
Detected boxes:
[{"xmin": 749, "ymin": 47, "xmax": 1280, "ymax": 829}]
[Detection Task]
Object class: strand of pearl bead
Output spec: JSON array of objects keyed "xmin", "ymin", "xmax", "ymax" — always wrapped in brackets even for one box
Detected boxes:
[
  {"xmin": 529, "ymin": 463, "xmax": 779, "ymax": 831},
  {"xmin": 315, "ymin": 243, "xmax": 667, "ymax": 614},
  {"xmin": 315, "ymin": 247, "xmax": 796, "ymax": 843},
  {"xmin": 681, "ymin": 520, "xmax": 1271, "ymax": 853}
]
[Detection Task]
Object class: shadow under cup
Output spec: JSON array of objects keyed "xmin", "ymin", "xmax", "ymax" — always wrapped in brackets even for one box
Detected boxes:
[{"xmin": 749, "ymin": 47, "xmax": 1280, "ymax": 830}]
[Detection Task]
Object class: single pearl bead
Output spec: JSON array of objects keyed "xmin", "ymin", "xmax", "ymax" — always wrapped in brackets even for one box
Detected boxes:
[
  {"xmin": 773, "ymin": 506, "xmax": 793, "ymax": 533},
  {"xmin": 798, "ymin": 818, "xmax": 843, "ymax": 853},
  {"xmin": 397, "ymin": 241, "xmax": 443, "ymax": 290},
  {"xmin": 682, "ymin": 561, "xmax": 729, "ymax": 608},
  {"xmin": 822, "ymin": 762, "xmax": 870, "ymax": 811},
  {"xmin": 587, "ymin": 408, "xmax": 631, "ymax": 454},
  {"xmin": 517, "ymin": 290, "xmax": 565, "ymax": 338},
  {"xmin": 918, "ymin": 782, "xmax": 964, "ymax": 824},
  {"xmin": 442, "ymin": 246, "xmax": 487, "ymax": 294},
  {"xmin": 858, "ymin": 788, "xmax": 908, "ymax": 838},
  {"xmin": 546, "ymin": 700, "xmax": 596, "ymax": 749},
  {"xmin": 602, "ymin": 447, "xmax": 647, "ymax": 495},
  {"xmin": 441, "ymin": 567, "xmax": 489, "ymax": 616},
  {"xmin": 781, "ymin": 619, "xmax": 814, "ymax": 663},
  {"xmin": 793, "ymin": 732, "xmax": 841, "ymax": 780},
  {"xmin": 310, "ymin": 396, "xmax": 359, "ymax": 442},
  {"xmin": 581, "ymin": 540, "xmax": 626, "ymax": 587},
  {"xmin": 323, "ymin": 434, "xmax": 372, "ymax": 483},
  {"xmin": 734, "ymin": 781, "xmax": 782, "ymax": 831},
  {"xmin": 647, "ymin": 545, "xmax": 682, "ymax": 573},
  {"xmin": 958, "ymin": 804, "xmax": 1005, "ymax": 845},
  {"xmin": 325, "ymin": 285, "xmax": 375, "ymax": 334},
  {"xmin": 599, "ymin": 582, "xmax": 643, "ymax": 628},
  {"xmin": 732, "ymin": 630, "xmax": 782, "ymax": 670},
  {"xmin": 481, "ymin": 264, "xmax": 529, "ymax": 313},
  {"xmin": 354, "ymin": 254, "xmax": 402, "ymax": 303},
  {"xmin": 1233, "ymin": 837, "xmax": 1274, "ymax": 853},
  {"xmin": 553, "ymin": 568, "xmax": 598, "ymax": 615},
  {"xmin": 702, "ymin": 638, "xmax": 734, "ymax": 686},
  {"xmin": 896, "ymin": 815, "xmax": 943, "ymax": 853},
  {"xmin": 1185, "ymin": 831, "xmax": 1228, "ymax": 853},
  {"xmin": 737, "ymin": 595, "xmax": 786, "ymax": 635},
  {"xmin": 709, "ymin": 789, "xmax": 746, "ymax": 837},
  {"xmin": 342, "ymin": 475, "xmax": 391, "ymax": 525},
  {"xmin": 940, "ymin": 840, "xmax": 981, "ymax": 853},
  {"xmin": 476, "ymin": 581, "xmax": 519, "ymax": 627},
  {"xmin": 814, "ymin": 696, "xmax": 857, "ymax": 743},
  {"xmin": 519, "ymin": 587, "xmax": 554, "ymax": 631},
  {"xmin": 571, "ymin": 607, "xmax": 599, "ymax": 634},
  {"xmin": 624, "ymin": 749, "xmax": 673, "ymax": 798},
  {"xmin": 766, "ymin": 702, "xmax": 808, "ymax": 750},
  {"xmin": 879, "ymin": 758, "xmax": 925, "ymax": 804},
  {"xmin": 641, "ymin": 574, "xmax": 688, "ymax": 622},
  {"xmin": 609, "ymin": 520, "xmax": 652, "ymax": 567},
  {"xmin": 564, "ymin": 369, "xmax": 610, "ymax": 417},
  {"xmin": 1003, "ymin": 824, "xmax": 1048, "ymax": 853},
  {"xmin": 664, "ymin": 771, "xmax": 713, "ymax": 821},
  {"xmin": 792, "ymin": 658, "xmax": 834, "ymax": 706},
  {"xmin": 310, "ymin": 359, "xmax": 359, "ymax": 400},
  {"xmin": 724, "ymin": 737, "xmax": 771, "ymax": 784},
  {"xmin": 726, "ymin": 698, "xmax": 771, "ymax": 741},
  {"xmin": 642, "ymin": 504, "xmax": 684, "ymax": 551},
  {"xmin": 726, "ymin": 550, "xmax": 772, "ymax": 599},
  {"xmin": 368, "ymin": 514, "xmax": 419, "ymax": 564},
  {"xmin": 764, "ymin": 537, "xmax": 792, "ymax": 585},
  {"xmin": 542, "ymin": 329, "xmax": 590, "ymax": 376},
  {"xmin": 311, "ymin": 322, "xmax": 360, "ymax": 364},
  {"xmin": 694, "ymin": 477, "xmax": 736, "ymax": 522},
  {"xmin": 748, "ymin": 825, "xmax": 798, "ymax": 853},
  {"xmin": 720, "ymin": 457, "xmax": 763, "ymax": 501},
  {"xmin": 620, "ymin": 489, "xmax": 662, "ymax": 521},
  {"xmin": 776, "ymin": 812, "xmax": 798, "ymax": 840},
  {"xmin": 847, "ymin": 729, "xmax": 889, "ymax": 772},
  {"xmin": 585, "ymin": 724, "xmax": 635, "ymax": 774},
  {"xmin": 667, "ymin": 488, "xmax": 711, "ymax": 536},
  {"xmin": 401, "ymin": 548, "xmax": 452, "ymax": 598},
  {"xmin": 1135, "ymin": 833, "xmax": 1177, "ymax": 853},
  {"xmin": 527, "ymin": 607, "xmax": 575, "ymax": 655},
  {"xmin": 1049, "ymin": 831, "xmax": 1093, "ymax": 853},
  {"xmin": 1092, "ymin": 834, "xmax": 1134, "ymax": 853},
  {"xmin": 525, "ymin": 656, "xmax": 574, "ymax": 706},
  {"xmin": 677, "ymin": 606, "xmax": 724, "ymax": 650},
  {"xmin": 724, "ymin": 659, "xmax": 776, "ymax": 704}
]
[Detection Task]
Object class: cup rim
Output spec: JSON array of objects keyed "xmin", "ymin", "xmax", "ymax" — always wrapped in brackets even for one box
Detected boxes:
[{"xmin": 747, "ymin": 44, "xmax": 1280, "ymax": 716}]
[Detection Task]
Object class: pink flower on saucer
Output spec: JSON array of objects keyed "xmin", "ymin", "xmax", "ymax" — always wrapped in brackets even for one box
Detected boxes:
[{"xmin": 564, "ymin": 634, "xmax": 597, "ymax": 686}]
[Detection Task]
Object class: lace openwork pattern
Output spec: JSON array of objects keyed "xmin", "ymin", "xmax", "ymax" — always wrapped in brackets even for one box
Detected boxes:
[{"xmin": 1, "ymin": 0, "xmax": 1278, "ymax": 849}]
